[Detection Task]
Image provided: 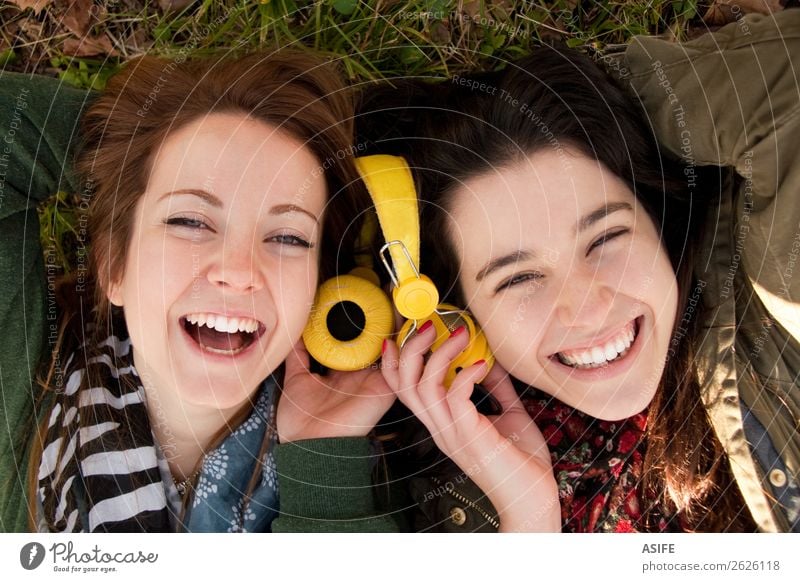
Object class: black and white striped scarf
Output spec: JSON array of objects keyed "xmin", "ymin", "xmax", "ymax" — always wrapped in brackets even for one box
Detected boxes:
[{"xmin": 37, "ymin": 326, "xmax": 279, "ymax": 532}]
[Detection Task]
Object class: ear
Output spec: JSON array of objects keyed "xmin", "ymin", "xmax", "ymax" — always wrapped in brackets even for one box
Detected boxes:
[{"xmin": 106, "ymin": 278, "xmax": 124, "ymax": 307}]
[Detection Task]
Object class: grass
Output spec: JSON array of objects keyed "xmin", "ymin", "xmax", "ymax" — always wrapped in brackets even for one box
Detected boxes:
[
  {"xmin": 0, "ymin": 0, "xmax": 716, "ymax": 272},
  {"xmin": 3, "ymin": 1, "xmax": 709, "ymax": 88}
]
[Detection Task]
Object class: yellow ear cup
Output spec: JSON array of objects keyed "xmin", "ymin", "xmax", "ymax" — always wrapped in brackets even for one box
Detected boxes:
[
  {"xmin": 392, "ymin": 274, "xmax": 439, "ymax": 321},
  {"xmin": 397, "ymin": 306, "xmax": 494, "ymax": 388},
  {"xmin": 348, "ymin": 266, "xmax": 381, "ymax": 287},
  {"xmin": 446, "ymin": 319, "xmax": 495, "ymax": 388},
  {"xmin": 303, "ymin": 274, "xmax": 394, "ymax": 371}
]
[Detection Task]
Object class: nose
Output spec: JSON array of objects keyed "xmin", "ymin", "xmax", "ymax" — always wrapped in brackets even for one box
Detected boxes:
[
  {"xmin": 207, "ymin": 235, "xmax": 265, "ymax": 293},
  {"xmin": 554, "ymin": 267, "xmax": 614, "ymax": 328}
]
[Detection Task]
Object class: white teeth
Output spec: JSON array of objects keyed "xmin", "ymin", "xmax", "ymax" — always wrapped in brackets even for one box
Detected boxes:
[
  {"xmin": 556, "ymin": 319, "xmax": 638, "ymax": 369},
  {"xmin": 184, "ymin": 313, "xmax": 260, "ymax": 335}
]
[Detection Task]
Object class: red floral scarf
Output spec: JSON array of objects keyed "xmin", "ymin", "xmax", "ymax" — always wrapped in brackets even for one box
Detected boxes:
[{"xmin": 521, "ymin": 388, "xmax": 680, "ymax": 532}]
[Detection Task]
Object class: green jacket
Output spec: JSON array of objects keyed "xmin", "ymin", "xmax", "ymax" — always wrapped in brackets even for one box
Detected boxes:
[
  {"xmin": 618, "ymin": 10, "xmax": 800, "ymax": 532},
  {"xmin": 0, "ymin": 72, "xmax": 397, "ymax": 532}
]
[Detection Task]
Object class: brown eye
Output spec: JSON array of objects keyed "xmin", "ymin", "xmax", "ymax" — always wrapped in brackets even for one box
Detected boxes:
[
  {"xmin": 495, "ymin": 271, "xmax": 544, "ymax": 293},
  {"xmin": 588, "ymin": 228, "xmax": 630, "ymax": 255}
]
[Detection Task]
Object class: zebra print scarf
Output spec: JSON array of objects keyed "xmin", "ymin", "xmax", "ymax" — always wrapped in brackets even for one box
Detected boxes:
[{"xmin": 37, "ymin": 328, "xmax": 279, "ymax": 532}]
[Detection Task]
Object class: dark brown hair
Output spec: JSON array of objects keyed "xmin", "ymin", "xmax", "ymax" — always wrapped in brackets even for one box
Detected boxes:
[
  {"xmin": 30, "ymin": 50, "xmax": 366, "ymax": 531},
  {"xmin": 358, "ymin": 47, "xmax": 755, "ymax": 532}
]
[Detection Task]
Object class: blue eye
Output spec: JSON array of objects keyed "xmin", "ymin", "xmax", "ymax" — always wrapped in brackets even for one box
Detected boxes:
[
  {"xmin": 165, "ymin": 216, "xmax": 211, "ymax": 230},
  {"xmin": 268, "ymin": 234, "xmax": 314, "ymax": 249},
  {"xmin": 495, "ymin": 272, "xmax": 544, "ymax": 293},
  {"xmin": 588, "ymin": 228, "xmax": 630, "ymax": 254}
]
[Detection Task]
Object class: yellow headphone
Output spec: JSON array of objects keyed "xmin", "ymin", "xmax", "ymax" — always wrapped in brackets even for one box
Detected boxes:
[{"xmin": 302, "ymin": 154, "xmax": 494, "ymax": 386}]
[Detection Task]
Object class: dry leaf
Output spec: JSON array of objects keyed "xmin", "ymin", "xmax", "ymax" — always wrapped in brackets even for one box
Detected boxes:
[
  {"xmin": 5, "ymin": 0, "xmax": 53, "ymax": 14},
  {"xmin": 61, "ymin": 0, "xmax": 94, "ymax": 38},
  {"xmin": 430, "ymin": 21, "xmax": 451, "ymax": 45},
  {"xmin": 462, "ymin": 0, "xmax": 481, "ymax": 18},
  {"xmin": 703, "ymin": 0, "xmax": 782, "ymax": 26},
  {"xmin": 727, "ymin": 0, "xmax": 782, "ymax": 15},
  {"xmin": 62, "ymin": 33, "xmax": 114, "ymax": 57}
]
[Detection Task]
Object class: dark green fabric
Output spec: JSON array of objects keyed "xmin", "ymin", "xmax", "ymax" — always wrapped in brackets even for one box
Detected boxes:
[
  {"xmin": 0, "ymin": 72, "xmax": 91, "ymax": 532},
  {"xmin": 272, "ymin": 437, "xmax": 399, "ymax": 532}
]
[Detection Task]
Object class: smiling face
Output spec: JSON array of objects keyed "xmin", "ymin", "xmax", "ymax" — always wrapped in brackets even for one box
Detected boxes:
[
  {"xmin": 447, "ymin": 148, "xmax": 679, "ymax": 420},
  {"xmin": 107, "ymin": 112, "xmax": 326, "ymax": 413}
]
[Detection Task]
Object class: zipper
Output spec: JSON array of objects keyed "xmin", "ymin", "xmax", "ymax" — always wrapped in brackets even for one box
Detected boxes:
[{"xmin": 431, "ymin": 476, "xmax": 500, "ymax": 530}]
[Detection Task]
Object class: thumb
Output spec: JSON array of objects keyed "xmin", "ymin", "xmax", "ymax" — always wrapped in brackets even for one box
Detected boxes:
[{"xmin": 482, "ymin": 362, "xmax": 523, "ymax": 412}]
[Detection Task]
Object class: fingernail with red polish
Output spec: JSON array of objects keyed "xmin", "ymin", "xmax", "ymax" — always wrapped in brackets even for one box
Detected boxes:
[
  {"xmin": 450, "ymin": 325, "xmax": 466, "ymax": 338},
  {"xmin": 381, "ymin": 339, "xmax": 388, "ymax": 355},
  {"xmin": 474, "ymin": 359, "xmax": 486, "ymax": 367},
  {"xmin": 418, "ymin": 320, "xmax": 433, "ymax": 334}
]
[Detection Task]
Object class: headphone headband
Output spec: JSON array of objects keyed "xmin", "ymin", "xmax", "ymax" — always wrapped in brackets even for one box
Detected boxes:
[{"xmin": 354, "ymin": 155, "xmax": 420, "ymax": 284}]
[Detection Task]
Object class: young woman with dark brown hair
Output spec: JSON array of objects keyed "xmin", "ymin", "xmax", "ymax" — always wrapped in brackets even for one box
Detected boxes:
[
  {"xmin": 369, "ymin": 11, "xmax": 799, "ymax": 532},
  {"xmin": 0, "ymin": 50, "xmax": 397, "ymax": 532}
]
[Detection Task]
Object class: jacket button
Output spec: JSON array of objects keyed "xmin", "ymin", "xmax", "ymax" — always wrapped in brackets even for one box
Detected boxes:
[
  {"xmin": 450, "ymin": 507, "xmax": 467, "ymax": 526},
  {"xmin": 769, "ymin": 469, "xmax": 787, "ymax": 488}
]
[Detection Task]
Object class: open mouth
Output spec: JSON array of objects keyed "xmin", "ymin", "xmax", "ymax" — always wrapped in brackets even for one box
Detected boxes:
[
  {"xmin": 181, "ymin": 313, "xmax": 265, "ymax": 356},
  {"xmin": 552, "ymin": 316, "xmax": 642, "ymax": 370}
]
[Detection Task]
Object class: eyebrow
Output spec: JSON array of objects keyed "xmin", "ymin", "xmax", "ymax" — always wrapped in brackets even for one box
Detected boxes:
[
  {"xmin": 269, "ymin": 203, "xmax": 319, "ymax": 224},
  {"xmin": 475, "ymin": 201, "xmax": 634, "ymax": 282},
  {"xmin": 159, "ymin": 188, "xmax": 223, "ymax": 208},
  {"xmin": 476, "ymin": 250, "xmax": 536, "ymax": 282},
  {"xmin": 158, "ymin": 189, "xmax": 319, "ymax": 223},
  {"xmin": 576, "ymin": 201, "xmax": 633, "ymax": 235}
]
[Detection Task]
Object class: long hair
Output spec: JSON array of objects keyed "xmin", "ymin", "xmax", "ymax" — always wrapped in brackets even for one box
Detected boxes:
[
  {"xmin": 29, "ymin": 50, "xmax": 366, "ymax": 531},
  {"xmin": 358, "ymin": 46, "xmax": 755, "ymax": 531}
]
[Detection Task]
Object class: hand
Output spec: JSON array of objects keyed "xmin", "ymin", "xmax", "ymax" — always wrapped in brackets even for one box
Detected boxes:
[
  {"xmin": 277, "ymin": 340, "xmax": 396, "ymax": 443},
  {"xmin": 381, "ymin": 323, "xmax": 560, "ymax": 532}
]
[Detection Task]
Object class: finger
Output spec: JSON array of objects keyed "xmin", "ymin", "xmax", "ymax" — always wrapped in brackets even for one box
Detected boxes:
[
  {"xmin": 482, "ymin": 359, "xmax": 508, "ymax": 389},
  {"xmin": 416, "ymin": 325, "xmax": 471, "ymax": 389},
  {"xmin": 414, "ymin": 333, "xmax": 475, "ymax": 437},
  {"xmin": 380, "ymin": 338, "xmax": 400, "ymax": 390},
  {"xmin": 482, "ymin": 362, "xmax": 524, "ymax": 411},
  {"xmin": 397, "ymin": 319, "xmax": 438, "ymax": 362},
  {"xmin": 385, "ymin": 331, "xmax": 432, "ymax": 423},
  {"xmin": 412, "ymin": 326, "xmax": 476, "ymax": 438},
  {"xmin": 446, "ymin": 360, "xmax": 487, "ymax": 427},
  {"xmin": 414, "ymin": 371, "xmax": 454, "ymax": 441},
  {"xmin": 395, "ymin": 320, "xmax": 437, "ymax": 399}
]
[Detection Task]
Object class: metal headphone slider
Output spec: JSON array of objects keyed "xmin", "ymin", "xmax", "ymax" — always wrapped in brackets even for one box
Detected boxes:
[{"xmin": 379, "ymin": 240, "xmax": 440, "ymax": 321}]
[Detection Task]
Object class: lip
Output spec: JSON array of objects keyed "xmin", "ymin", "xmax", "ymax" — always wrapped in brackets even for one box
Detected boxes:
[
  {"xmin": 179, "ymin": 313, "xmax": 267, "ymax": 360},
  {"xmin": 550, "ymin": 318, "xmax": 637, "ymax": 356},
  {"xmin": 546, "ymin": 316, "xmax": 644, "ymax": 382}
]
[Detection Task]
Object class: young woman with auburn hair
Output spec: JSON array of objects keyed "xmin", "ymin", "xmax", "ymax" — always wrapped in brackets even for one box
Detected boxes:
[{"xmin": 0, "ymin": 50, "xmax": 397, "ymax": 532}]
